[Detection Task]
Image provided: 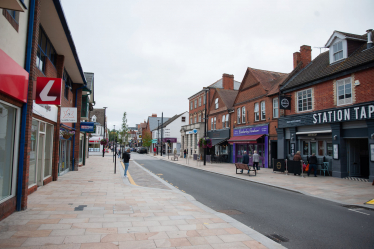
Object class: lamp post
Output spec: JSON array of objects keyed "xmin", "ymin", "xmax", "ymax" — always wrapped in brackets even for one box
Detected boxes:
[
  {"xmin": 102, "ymin": 107, "xmax": 107, "ymax": 157},
  {"xmin": 203, "ymin": 89, "xmax": 209, "ymax": 166},
  {"xmin": 113, "ymin": 125, "xmax": 115, "ymax": 162},
  {"xmin": 157, "ymin": 120, "xmax": 160, "ymax": 155},
  {"xmin": 161, "ymin": 112, "xmax": 163, "ymax": 156}
]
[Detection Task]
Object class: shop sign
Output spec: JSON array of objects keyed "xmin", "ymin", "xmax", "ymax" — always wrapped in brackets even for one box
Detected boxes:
[
  {"xmin": 280, "ymin": 96, "xmax": 291, "ymax": 110},
  {"xmin": 186, "ymin": 129, "xmax": 198, "ymax": 135},
  {"xmin": 35, "ymin": 77, "xmax": 62, "ymax": 105},
  {"xmin": 162, "ymin": 137, "xmax": 177, "ymax": 143},
  {"xmin": 60, "ymin": 107, "xmax": 77, "ymax": 123},
  {"xmin": 312, "ymin": 105, "xmax": 374, "ymax": 124},
  {"xmin": 32, "ymin": 102, "xmax": 58, "ymax": 122},
  {"xmin": 80, "ymin": 122, "xmax": 94, "ymax": 132},
  {"xmin": 233, "ymin": 124, "xmax": 268, "ymax": 137},
  {"xmin": 207, "ymin": 129, "xmax": 230, "ymax": 139}
]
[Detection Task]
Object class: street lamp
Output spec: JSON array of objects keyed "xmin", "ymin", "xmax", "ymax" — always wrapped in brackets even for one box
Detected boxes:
[
  {"xmin": 113, "ymin": 125, "xmax": 115, "ymax": 162},
  {"xmin": 102, "ymin": 107, "xmax": 107, "ymax": 157},
  {"xmin": 203, "ymin": 89, "xmax": 209, "ymax": 166},
  {"xmin": 157, "ymin": 120, "xmax": 160, "ymax": 155}
]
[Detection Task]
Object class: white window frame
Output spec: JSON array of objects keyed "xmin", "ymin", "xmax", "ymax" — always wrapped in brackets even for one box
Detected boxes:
[
  {"xmin": 214, "ymin": 117, "xmax": 216, "ymax": 130},
  {"xmin": 261, "ymin": 101, "xmax": 266, "ymax": 120},
  {"xmin": 0, "ymin": 100, "xmax": 20, "ymax": 204},
  {"xmin": 215, "ymin": 98, "xmax": 219, "ymax": 109},
  {"xmin": 190, "ymin": 102, "xmax": 193, "ymax": 110},
  {"xmin": 222, "ymin": 115, "xmax": 226, "ymax": 128},
  {"xmin": 242, "ymin": 107, "xmax": 246, "ymax": 123},
  {"xmin": 194, "ymin": 100, "xmax": 197, "ymax": 108},
  {"xmin": 332, "ymin": 41, "xmax": 343, "ymax": 62},
  {"xmin": 336, "ymin": 77, "xmax": 352, "ymax": 106},
  {"xmin": 226, "ymin": 114, "xmax": 229, "ymax": 128},
  {"xmin": 237, "ymin": 107, "xmax": 241, "ymax": 124},
  {"xmin": 190, "ymin": 117, "xmax": 192, "ymax": 124},
  {"xmin": 254, "ymin": 103, "xmax": 259, "ymax": 121},
  {"xmin": 297, "ymin": 88, "xmax": 313, "ymax": 112},
  {"xmin": 199, "ymin": 97, "xmax": 201, "ymax": 106},
  {"xmin": 194, "ymin": 116, "xmax": 197, "ymax": 123},
  {"xmin": 211, "ymin": 118, "xmax": 213, "ymax": 130},
  {"xmin": 273, "ymin": 98, "xmax": 279, "ymax": 118}
]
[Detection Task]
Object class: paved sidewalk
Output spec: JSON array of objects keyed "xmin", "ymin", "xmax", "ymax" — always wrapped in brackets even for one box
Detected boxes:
[
  {"xmin": 150, "ymin": 154, "xmax": 374, "ymax": 209},
  {"xmin": 0, "ymin": 155, "xmax": 283, "ymax": 249}
]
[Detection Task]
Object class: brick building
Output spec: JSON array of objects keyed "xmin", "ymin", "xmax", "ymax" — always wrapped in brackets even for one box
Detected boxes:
[
  {"xmin": 277, "ymin": 29, "xmax": 374, "ymax": 182},
  {"xmin": 228, "ymin": 68, "xmax": 288, "ymax": 167}
]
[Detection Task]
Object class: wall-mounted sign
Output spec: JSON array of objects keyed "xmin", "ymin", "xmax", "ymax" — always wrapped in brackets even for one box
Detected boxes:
[
  {"xmin": 280, "ymin": 96, "xmax": 291, "ymax": 110},
  {"xmin": 333, "ymin": 144, "xmax": 339, "ymax": 160},
  {"xmin": 162, "ymin": 137, "xmax": 177, "ymax": 143},
  {"xmin": 233, "ymin": 124, "xmax": 268, "ymax": 137},
  {"xmin": 35, "ymin": 77, "xmax": 62, "ymax": 105},
  {"xmin": 370, "ymin": 144, "xmax": 374, "ymax": 162},
  {"xmin": 186, "ymin": 129, "xmax": 198, "ymax": 135},
  {"xmin": 80, "ymin": 122, "xmax": 94, "ymax": 132},
  {"xmin": 60, "ymin": 107, "xmax": 77, "ymax": 123}
]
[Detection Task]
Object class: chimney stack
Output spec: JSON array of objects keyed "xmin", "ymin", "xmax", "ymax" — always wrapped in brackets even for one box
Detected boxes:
[
  {"xmin": 300, "ymin": 45, "xmax": 312, "ymax": 68},
  {"xmin": 293, "ymin": 52, "xmax": 301, "ymax": 69},
  {"xmin": 367, "ymin": 29, "xmax": 373, "ymax": 49},
  {"xmin": 222, "ymin": 74, "xmax": 234, "ymax": 90},
  {"xmin": 152, "ymin": 114, "xmax": 157, "ymax": 117}
]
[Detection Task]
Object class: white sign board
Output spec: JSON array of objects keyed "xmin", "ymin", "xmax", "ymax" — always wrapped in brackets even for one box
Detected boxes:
[
  {"xmin": 60, "ymin": 107, "xmax": 77, "ymax": 123},
  {"xmin": 32, "ymin": 101, "xmax": 58, "ymax": 122},
  {"xmin": 333, "ymin": 144, "xmax": 339, "ymax": 160}
]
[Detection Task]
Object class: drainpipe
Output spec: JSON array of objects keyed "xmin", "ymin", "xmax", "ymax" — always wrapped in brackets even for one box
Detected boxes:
[
  {"xmin": 72, "ymin": 85, "xmax": 85, "ymax": 171},
  {"xmin": 16, "ymin": 0, "xmax": 35, "ymax": 211}
]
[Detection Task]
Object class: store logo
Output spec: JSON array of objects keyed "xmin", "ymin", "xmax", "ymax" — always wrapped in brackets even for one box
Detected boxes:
[
  {"xmin": 277, "ymin": 162, "xmax": 281, "ymax": 170},
  {"xmin": 280, "ymin": 96, "xmax": 291, "ymax": 110},
  {"xmin": 35, "ymin": 77, "xmax": 62, "ymax": 105}
]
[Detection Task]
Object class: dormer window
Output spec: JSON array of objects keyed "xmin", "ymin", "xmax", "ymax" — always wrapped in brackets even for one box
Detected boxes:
[
  {"xmin": 91, "ymin": 115, "xmax": 97, "ymax": 122},
  {"xmin": 333, "ymin": 41, "xmax": 343, "ymax": 62}
]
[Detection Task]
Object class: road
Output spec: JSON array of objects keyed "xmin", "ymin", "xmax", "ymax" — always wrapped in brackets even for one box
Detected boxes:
[{"xmin": 131, "ymin": 153, "xmax": 374, "ymax": 249}]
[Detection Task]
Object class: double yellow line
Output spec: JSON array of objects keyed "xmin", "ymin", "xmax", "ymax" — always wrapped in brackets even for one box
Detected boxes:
[{"xmin": 120, "ymin": 162, "xmax": 138, "ymax": 186}]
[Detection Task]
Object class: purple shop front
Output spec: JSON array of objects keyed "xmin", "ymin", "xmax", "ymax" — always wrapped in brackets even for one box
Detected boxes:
[{"xmin": 231, "ymin": 125, "xmax": 269, "ymax": 168}]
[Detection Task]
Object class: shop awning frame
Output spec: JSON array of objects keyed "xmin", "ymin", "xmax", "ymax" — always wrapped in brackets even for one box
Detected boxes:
[
  {"xmin": 228, "ymin": 134, "xmax": 263, "ymax": 144},
  {"xmin": 211, "ymin": 138, "xmax": 229, "ymax": 146}
]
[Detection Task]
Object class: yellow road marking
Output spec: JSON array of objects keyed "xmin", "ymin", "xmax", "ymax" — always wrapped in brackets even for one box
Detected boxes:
[
  {"xmin": 170, "ymin": 183, "xmax": 173, "ymax": 185},
  {"xmin": 157, "ymin": 174, "xmax": 163, "ymax": 175},
  {"xmin": 366, "ymin": 199, "xmax": 374, "ymax": 205},
  {"xmin": 121, "ymin": 162, "xmax": 138, "ymax": 186},
  {"xmin": 175, "ymin": 186, "xmax": 179, "ymax": 188}
]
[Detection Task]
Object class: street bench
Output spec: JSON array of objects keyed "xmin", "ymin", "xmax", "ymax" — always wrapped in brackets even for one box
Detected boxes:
[
  {"xmin": 171, "ymin": 155, "xmax": 178, "ymax": 161},
  {"xmin": 235, "ymin": 163, "xmax": 256, "ymax": 176}
]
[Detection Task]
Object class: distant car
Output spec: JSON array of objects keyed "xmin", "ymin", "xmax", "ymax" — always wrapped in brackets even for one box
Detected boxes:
[{"xmin": 139, "ymin": 147, "xmax": 147, "ymax": 154}]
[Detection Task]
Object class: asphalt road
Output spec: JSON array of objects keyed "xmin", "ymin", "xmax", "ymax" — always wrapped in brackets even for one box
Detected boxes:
[{"xmin": 132, "ymin": 153, "xmax": 374, "ymax": 249}]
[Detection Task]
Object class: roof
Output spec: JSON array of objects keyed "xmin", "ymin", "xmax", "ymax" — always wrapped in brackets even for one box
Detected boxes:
[
  {"xmin": 281, "ymin": 43, "xmax": 374, "ymax": 91},
  {"xmin": 248, "ymin": 68, "xmax": 288, "ymax": 91},
  {"xmin": 153, "ymin": 112, "xmax": 187, "ymax": 131},
  {"xmin": 188, "ymin": 78, "xmax": 241, "ymax": 99},
  {"xmin": 83, "ymin": 72, "xmax": 94, "ymax": 102},
  {"xmin": 215, "ymin": 89, "xmax": 238, "ymax": 109},
  {"xmin": 89, "ymin": 108, "xmax": 105, "ymax": 125},
  {"xmin": 148, "ymin": 117, "xmax": 170, "ymax": 131}
]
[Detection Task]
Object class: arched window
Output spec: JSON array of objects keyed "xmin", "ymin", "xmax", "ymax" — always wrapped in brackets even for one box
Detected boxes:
[
  {"xmin": 222, "ymin": 115, "xmax": 226, "ymax": 128},
  {"xmin": 237, "ymin": 108, "xmax": 241, "ymax": 124},
  {"xmin": 215, "ymin": 98, "xmax": 219, "ymax": 109},
  {"xmin": 242, "ymin": 107, "xmax": 246, "ymax": 123}
]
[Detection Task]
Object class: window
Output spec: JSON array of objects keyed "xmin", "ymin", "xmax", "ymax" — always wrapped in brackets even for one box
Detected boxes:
[
  {"xmin": 311, "ymin": 142, "xmax": 317, "ymax": 155},
  {"xmin": 261, "ymin": 101, "xmax": 265, "ymax": 120},
  {"xmin": 91, "ymin": 115, "xmax": 97, "ymax": 122},
  {"xmin": 194, "ymin": 100, "xmax": 197, "ymax": 108},
  {"xmin": 318, "ymin": 141, "xmax": 324, "ymax": 156},
  {"xmin": 190, "ymin": 102, "xmax": 193, "ymax": 110},
  {"xmin": 337, "ymin": 77, "xmax": 352, "ymax": 106},
  {"xmin": 199, "ymin": 97, "xmax": 201, "ymax": 106},
  {"xmin": 211, "ymin": 118, "xmax": 213, "ymax": 130},
  {"xmin": 36, "ymin": 26, "xmax": 57, "ymax": 74},
  {"xmin": 242, "ymin": 107, "xmax": 246, "ymax": 123},
  {"xmin": 222, "ymin": 115, "xmax": 226, "ymax": 128},
  {"xmin": 226, "ymin": 114, "xmax": 229, "ymax": 128},
  {"xmin": 198, "ymin": 114, "xmax": 201, "ymax": 122},
  {"xmin": 182, "ymin": 117, "xmax": 186, "ymax": 122},
  {"xmin": 297, "ymin": 89, "xmax": 312, "ymax": 112},
  {"xmin": 237, "ymin": 107, "xmax": 241, "ymax": 124},
  {"xmin": 327, "ymin": 143, "xmax": 333, "ymax": 156},
  {"xmin": 6, "ymin": 10, "xmax": 17, "ymax": 22},
  {"xmin": 194, "ymin": 116, "xmax": 197, "ymax": 123},
  {"xmin": 254, "ymin": 103, "xmax": 259, "ymax": 121},
  {"xmin": 214, "ymin": 117, "xmax": 216, "ymax": 130},
  {"xmin": 204, "ymin": 94, "xmax": 206, "ymax": 104},
  {"xmin": 332, "ymin": 41, "xmax": 343, "ymax": 62},
  {"xmin": 63, "ymin": 69, "xmax": 72, "ymax": 99},
  {"xmin": 215, "ymin": 98, "xmax": 219, "ymax": 109},
  {"xmin": 273, "ymin": 98, "xmax": 279, "ymax": 118},
  {"xmin": 190, "ymin": 117, "xmax": 192, "ymax": 124},
  {"xmin": 303, "ymin": 141, "xmax": 309, "ymax": 155}
]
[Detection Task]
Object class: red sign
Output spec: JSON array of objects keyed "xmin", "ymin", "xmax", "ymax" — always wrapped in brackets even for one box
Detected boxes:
[
  {"xmin": 0, "ymin": 49, "xmax": 29, "ymax": 103},
  {"xmin": 35, "ymin": 77, "xmax": 62, "ymax": 105}
]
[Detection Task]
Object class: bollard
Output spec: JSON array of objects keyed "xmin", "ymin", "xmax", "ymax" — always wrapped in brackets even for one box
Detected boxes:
[
  {"xmin": 285, "ymin": 159, "xmax": 288, "ymax": 175},
  {"xmin": 301, "ymin": 160, "xmax": 304, "ymax": 178}
]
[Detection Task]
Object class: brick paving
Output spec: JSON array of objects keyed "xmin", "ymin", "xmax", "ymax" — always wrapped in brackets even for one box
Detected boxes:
[{"xmin": 0, "ymin": 154, "xmax": 283, "ymax": 248}]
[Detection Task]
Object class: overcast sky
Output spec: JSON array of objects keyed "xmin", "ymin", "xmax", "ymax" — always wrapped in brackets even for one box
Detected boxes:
[{"xmin": 61, "ymin": 0, "xmax": 373, "ymax": 130}]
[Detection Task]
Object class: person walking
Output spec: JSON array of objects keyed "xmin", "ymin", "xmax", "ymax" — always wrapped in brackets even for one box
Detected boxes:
[
  {"xmin": 153, "ymin": 147, "xmax": 156, "ymax": 156},
  {"xmin": 253, "ymin": 150, "xmax": 260, "ymax": 170},
  {"xmin": 293, "ymin": 151, "xmax": 302, "ymax": 161},
  {"xmin": 117, "ymin": 148, "xmax": 121, "ymax": 158},
  {"xmin": 308, "ymin": 153, "xmax": 318, "ymax": 177},
  {"xmin": 241, "ymin": 151, "xmax": 250, "ymax": 173},
  {"xmin": 123, "ymin": 148, "xmax": 131, "ymax": 177},
  {"xmin": 184, "ymin": 149, "xmax": 186, "ymax": 158}
]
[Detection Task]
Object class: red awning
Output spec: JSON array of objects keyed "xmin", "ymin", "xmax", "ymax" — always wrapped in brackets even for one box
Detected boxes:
[{"xmin": 228, "ymin": 134, "xmax": 263, "ymax": 144}]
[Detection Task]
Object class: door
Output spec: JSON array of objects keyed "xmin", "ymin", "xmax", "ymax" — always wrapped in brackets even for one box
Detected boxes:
[
  {"xmin": 37, "ymin": 134, "xmax": 45, "ymax": 186},
  {"xmin": 347, "ymin": 140, "xmax": 360, "ymax": 176}
]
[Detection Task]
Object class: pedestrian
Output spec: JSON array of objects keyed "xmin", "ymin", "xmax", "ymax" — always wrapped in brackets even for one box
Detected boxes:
[
  {"xmin": 293, "ymin": 151, "xmax": 302, "ymax": 161},
  {"xmin": 184, "ymin": 149, "xmax": 186, "ymax": 158},
  {"xmin": 117, "ymin": 148, "xmax": 121, "ymax": 158},
  {"xmin": 308, "ymin": 153, "xmax": 318, "ymax": 177},
  {"xmin": 153, "ymin": 147, "xmax": 156, "ymax": 156},
  {"xmin": 241, "ymin": 151, "xmax": 250, "ymax": 173},
  {"xmin": 174, "ymin": 148, "xmax": 177, "ymax": 156},
  {"xmin": 253, "ymin": 150, "xmax": 260, "ymax": 170},
  {"xmin": 123, "ymin": 148, "xmax": 131, "ymax": 178}
]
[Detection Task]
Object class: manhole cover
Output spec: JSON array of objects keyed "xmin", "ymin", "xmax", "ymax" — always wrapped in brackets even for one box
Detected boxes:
[
  {"xmin": 218, "ymin": 209, "xmax": 243, "ymax": 215},
  {"xmin": 266, "ymin": 234, "xmax": 289, "ymax": 243}
]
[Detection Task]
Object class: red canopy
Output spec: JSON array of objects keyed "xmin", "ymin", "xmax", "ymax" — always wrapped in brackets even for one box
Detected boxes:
[{"xmin": 228, "ymin": 134, "xmax": 263, "ymax": 144}]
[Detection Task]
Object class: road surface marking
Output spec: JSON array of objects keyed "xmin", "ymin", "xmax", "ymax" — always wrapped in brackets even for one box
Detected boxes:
[
  {"xmin": 157, "ymin": 174, "xmax": 163, "ymax": 175},
  {"xmin": 365, "ymin": 199, "xmax": 374, "ymax": 205},
  {"xmin": 121, "ymin": 162, "xmax": 138, "ymax": 186},
  {"xmin": 348, "ymin": 209, "xmax": 370, "ymax": 215}
]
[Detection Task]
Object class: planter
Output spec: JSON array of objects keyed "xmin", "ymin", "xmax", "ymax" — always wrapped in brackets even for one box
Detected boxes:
[{"xmin": 63, "ymin": 134, "xmax": 71, "ymax": 139}]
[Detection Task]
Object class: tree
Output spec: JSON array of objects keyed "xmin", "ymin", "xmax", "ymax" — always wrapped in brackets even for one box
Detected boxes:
[
  {"xmin": 121, "ymin": 112, "xmax": 129, "ymax": 146},
  {"xmin": 142, "ymin": 130, "xmax": 152, "ymax": 152}
]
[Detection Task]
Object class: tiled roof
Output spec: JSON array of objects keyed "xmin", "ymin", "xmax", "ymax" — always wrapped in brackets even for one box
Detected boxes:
[
  {"xmin": 216, "ymin": 89, "xmax": 238, "ymax": 110},
  {"xmin": 89, "ymin": 108, "xmax": 105, "ymax": 125},
  {"xmin": 267, "ymin": 74, "xmax": 289, "ymax": 96},
  {"xmin": 248, "ymin": 68, "xmax": 288, "ymax": 91},
  {"xmin": 153, "ymin": 112, "xmax": 187, "ymax": 131},
  {"xmin": 148, "ymin": 117, "xmax": 170, "ymax": 131},
  {"xmin": 281, "ymin": 43, "xmax": 374, "ymax": 91}
]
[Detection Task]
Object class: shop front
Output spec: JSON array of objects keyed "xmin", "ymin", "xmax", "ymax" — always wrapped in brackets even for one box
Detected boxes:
[
  {"xmin": 161, "ymin": 137, "xmax": 178, "ymax": 154},
  {"xmin": 277, "ymin": 102, "xmax": 374, "ymax": 181},
  {"xmin": 59, "ymin": 131, "xmax": 71, "ymax": 176},
  {"xmin": 229, "ymin": 124, "xmax": 269, "ymax": 168},
  {"xmin": 89, "ymin": 137, "xmax": 101, "ymax": 152},
  {"xmin": 207, "ymin": 129, "xmax": 231, "ymax": 162}
]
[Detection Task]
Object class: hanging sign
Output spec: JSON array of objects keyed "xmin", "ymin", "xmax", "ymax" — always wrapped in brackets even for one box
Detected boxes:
[
  {"xmin": 35, "ymin": 77, "xmax": 62, "ymax": 105},
  {"xmin": 280, "ymin": 96, "xmax": 291, "ymax": 110},
  {"xmin": 60, "ymin": 107, "xmax": 77, "ymax": 123},
  {"xmin": 80, "ymin": 122, "xmax": 94, "ymax": 132}
]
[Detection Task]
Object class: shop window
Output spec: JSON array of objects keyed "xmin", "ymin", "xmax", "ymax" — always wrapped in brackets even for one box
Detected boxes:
[
  {"xmin": 261, "ymin": 101, "xmax": 266, "ymax": 120},
  {"xmin": 29, "ymin": 120, "xmax": 38, "ymax": 186},
  {"xmin": 318, "ymin": 141, "xmax": 324, "ymax": 156},
  {"xmin": 215, "ymin": 98, "xmax": 219, "ymax": 109},
  {"xmin": 254, "ymin": 103, "xmax": 259, "ymax": 121},
  {"xmin": 226, "ymin": 114, "xmax": 229, "ymax": 128},
  {"xmin": 311, "ymin": 142, "xmax": 317, "ymax": 155},
  {"xmin": 237, "ymin": 107, "xmax": 241, "ymax": 124},
  {"xmin": 297, "ymin": 89, "xmax": 312, "ymax": 112},
  {"xmin": 44, "ymin": 124, "xmax": 53, "ymax": 177},
  {"xmin": 337, "ymin": 77, "xmax": 352, "ymax": 106},
  {"xmin": 327, "ymin": 143, "xmax": 333, "ymax": 156},
  {"xmin": 273, "ymin": 98, "xmax": 279, "ymax": 118},
  {"xmin": 303, "ymin": 141, "xmax": 309, "ymax": 155},
  {"xmin": 242, "ymin": 107, "xmax": 246, "ymax": 123},
  {"xmin": 222, "ymin": 115, "xmax": 226, "ymax": 128}
]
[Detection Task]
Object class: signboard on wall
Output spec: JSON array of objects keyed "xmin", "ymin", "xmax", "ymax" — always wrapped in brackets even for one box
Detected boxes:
[
  {"xmin": 233, "ymin": 124, "xmax": 268, "ymax": 137},
  {"xmin": 80, "ymin": 122, "xmax": 94, "ymax": 132},
  {"xmin": 60, "ymin": 107, "xmax": 77, "ymax": 123},
  {"xmin": 35, "ymin": 77, "xmax": 62, "ymax": 105},
  {"xmin": 280, "ymin": 96, "xmax": 291, "ymax": 110}
]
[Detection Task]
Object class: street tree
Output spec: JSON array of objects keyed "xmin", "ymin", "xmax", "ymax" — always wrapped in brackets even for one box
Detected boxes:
[
  {"xmin": 142, "ymin": 130, "xmax": 152, "ymax": 152},
  {"xmin": 121, "ymin": 112, "xmax": 129, "ymax": 146}
]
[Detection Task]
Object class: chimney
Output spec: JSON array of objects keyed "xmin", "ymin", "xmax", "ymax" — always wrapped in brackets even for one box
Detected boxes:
[
  {"xmin": 222, "ymin": 74, "xmax": 234, "ymax": 90},
  {"xmin": 152, "ymin": 114, "xmax": 157, "ymax": 117},
  {"xmin": 293, "ymin": 52, "xmax": 301, "ymax": 69},
  {"xmin": 300, "ymin": 45, "xmax": 312, "ymax": 68},
  {"xmin": 367, "ymin": 29, "xmax": 373, "ymax": 49}
]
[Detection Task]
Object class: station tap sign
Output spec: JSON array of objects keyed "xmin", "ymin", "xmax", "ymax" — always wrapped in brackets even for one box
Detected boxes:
[
  {"xmin": 35, "ymin": 77, "xmax": 62, "ymax": 105},
  {"xmin": 61, "ymin": 107, "xmax": 77, "ymax": 123}
]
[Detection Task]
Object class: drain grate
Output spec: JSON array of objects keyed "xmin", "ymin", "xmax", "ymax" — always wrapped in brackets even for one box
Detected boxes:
[
  {"xmin": 74, "ymin": 205, "xmax": 87, "ymax": 211},
  {"xmin": 217, "ymin": 209, "xmax": 243, "ymax": 215},
  {"xmin": 266, "ymin": 234, "xmax": 289, "ymax": 243}
]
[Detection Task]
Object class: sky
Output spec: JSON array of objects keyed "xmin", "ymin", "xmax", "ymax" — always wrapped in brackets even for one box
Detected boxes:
[{"xmin": 61, "ymin": 0, "xmax": 374, "ymax": 130}]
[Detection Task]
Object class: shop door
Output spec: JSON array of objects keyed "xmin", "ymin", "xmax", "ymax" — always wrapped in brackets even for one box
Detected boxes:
[
  {"xmin": 347, "ymin": 140, "xmax": 360, "ymax": 176},
  {"xmin": 37, "ymin": 134, "xmax": 45, "ymax": 186}
]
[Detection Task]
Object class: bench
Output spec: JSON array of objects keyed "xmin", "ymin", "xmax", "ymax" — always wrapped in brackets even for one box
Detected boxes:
[
  {"xmin": 171, "ymin": 155, "xmax": 179, "ymax": 161},
  {"xmin": 235, "ymin": 163, "xmax": 256, "ymax": 176}
]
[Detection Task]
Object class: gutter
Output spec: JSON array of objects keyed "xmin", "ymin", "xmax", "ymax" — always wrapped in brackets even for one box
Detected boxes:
[{"xmin": 17, "ymin": 0, "xmax": 35, "ymax": 212}]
